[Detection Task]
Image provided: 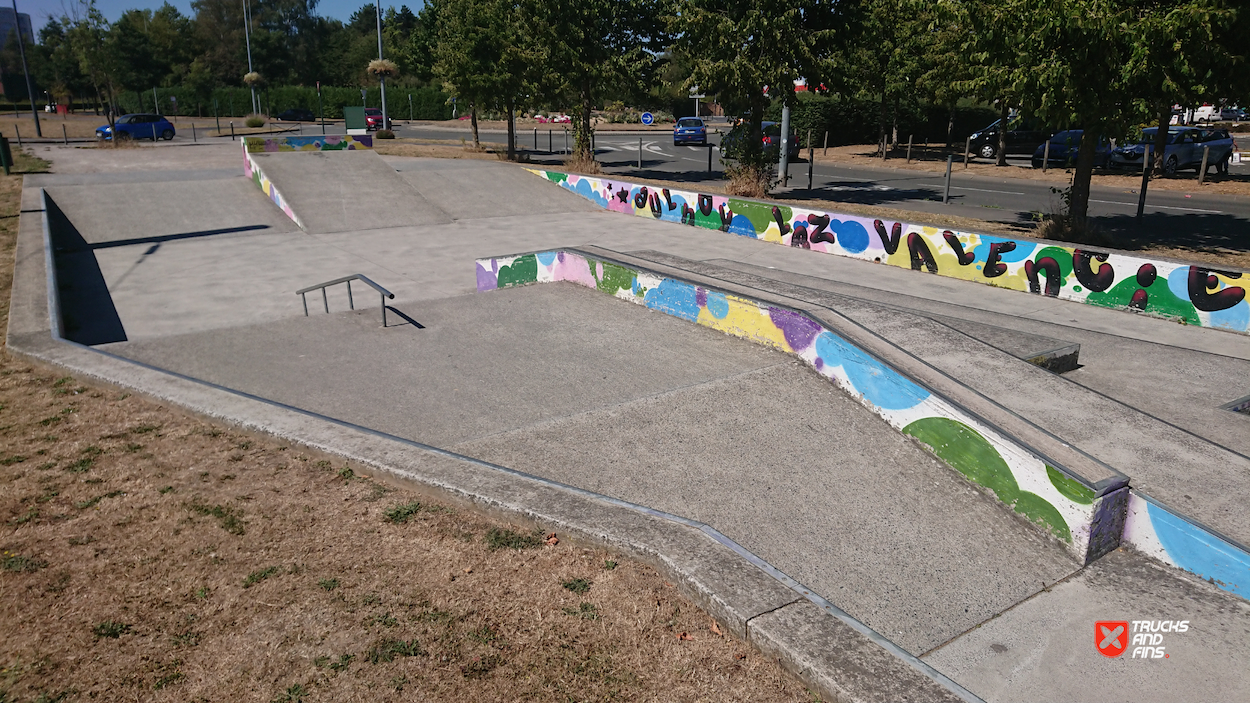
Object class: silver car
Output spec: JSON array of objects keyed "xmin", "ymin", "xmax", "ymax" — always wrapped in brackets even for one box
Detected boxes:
[{"xmin": 1108, "ymin": 127, "xmax": 1234, "ymax": 175}]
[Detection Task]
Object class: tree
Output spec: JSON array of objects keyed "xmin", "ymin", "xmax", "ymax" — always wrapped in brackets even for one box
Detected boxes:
[
  {"xmin": 534, "ymin": 0, "xmax": 666, "ymax": 162},
  {"xmin": 63, "ymin": 0, "xmax": 125, "ymax": 136},
  {"xmin": 676, "ymin": 0, "xmax": 839, "ymax": 175},
  {"xmin": 434, "ymin": 0, "xmax": 540, "ymax": 158}
]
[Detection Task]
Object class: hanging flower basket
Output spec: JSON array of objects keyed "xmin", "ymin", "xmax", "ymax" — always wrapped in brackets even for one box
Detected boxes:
[
  {"xmin": 367, "ymin": 59, "xmax": 399, "ymax": 79},
  {"xmin": 242, "ymin": 72, "xmax": 263, "ymax": 88}
]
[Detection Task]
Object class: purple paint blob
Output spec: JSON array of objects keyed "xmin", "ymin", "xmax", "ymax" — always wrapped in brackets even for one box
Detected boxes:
[
  {"xmin": 768, "ymin": 308, "xmax": 823, "ymax": 351},
  {"xmin": 814, "ymin": 358, "xmax": 824, "ymax": 370},
  {"xmin": 475, "ymin": 261, "xmax": 499, "ymax": 291},
  {"xmin": 696, "ymin": 287, "xmax": 708, "ymax": 308}
]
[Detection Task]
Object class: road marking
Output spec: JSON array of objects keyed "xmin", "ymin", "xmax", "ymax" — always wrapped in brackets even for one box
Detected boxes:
[
  {"xmin": 1090, "ymin": 199, "xmax": 1221, "ymax": 213},
  {"xmin": 920, "ymin": 184, "xmax": 1025, "ymax": 195}
]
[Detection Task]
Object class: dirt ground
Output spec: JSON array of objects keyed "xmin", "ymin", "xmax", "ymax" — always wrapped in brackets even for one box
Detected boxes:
[{"xmin": 0, "ymin": 151, "xmax": 818, "ymax": 702}]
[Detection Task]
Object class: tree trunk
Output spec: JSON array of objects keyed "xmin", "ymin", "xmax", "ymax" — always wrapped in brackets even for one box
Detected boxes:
[
  {"xmin": 878, "ymin": 89, "xmax": 888, "ymax": 156},
  {"xmin": 1153, "ymin": 101, "xmax": 1170, "ymax": 176},
  {"xmin": 505, "ymin": 101, "xmax": 515, "ymax": 161},
  {"xmin": 946, "ymin": 104, "xmax": 955, "ymax": 147},
  {"xmin": 891, "ymin": 95, "xmax": 899, "ymax": 148},
  {"xmin": 996, "ymin": 102, "xmax": 1008, "ymax": 167},
  {"xmin": 1069, "ymin": 129, "xmax": 1099, "ymax": 224},
  {"xmin": 571, "ymin": 78, "xmax": 594, "ymax": 161},
  {"xmin": 470, "ymin": 104, "xmax": 479, "ymax": 150}
]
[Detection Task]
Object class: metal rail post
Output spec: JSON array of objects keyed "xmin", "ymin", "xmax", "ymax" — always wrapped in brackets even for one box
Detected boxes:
[
  {"xmin": 1042, "ymin": 140, "xmax": 1050, "ymax": 172},
  {"xmin": 964, "ymin": 137, "xmax": 971, "ymax": 169},
  {"xmin": 1136, "ymin": 144, "xmax": 1152, "ymax": 219},
  {"xmin": 906, "ymin": 134, "xmax": 913, "ymax": 163},
  {"xmin": 1199, "ymin": 145, "xmax": 1210, "ymax": 184}
]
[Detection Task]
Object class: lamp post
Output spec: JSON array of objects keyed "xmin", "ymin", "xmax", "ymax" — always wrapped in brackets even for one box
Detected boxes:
[
  {"xmin": 12, "ymin": 0, "xmax": 40, "ymax": 136},
  {"xmin": 243, "ymin": 0, "xmax": 257, "ymax": 114},
  {"xmin": 376, "ymin": 0, "xmax": 388, "ymax": 129}
]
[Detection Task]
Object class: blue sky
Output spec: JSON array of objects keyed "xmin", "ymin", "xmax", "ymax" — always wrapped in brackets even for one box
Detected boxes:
[{"xmin": 20, "ymin": 0, "xmax": 410, "ymax": 33}]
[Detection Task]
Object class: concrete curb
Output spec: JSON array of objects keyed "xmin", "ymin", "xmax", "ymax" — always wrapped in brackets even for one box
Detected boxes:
[{"xmin": 7, "ymin": 186, "xmax": 981, "ymax": 703}]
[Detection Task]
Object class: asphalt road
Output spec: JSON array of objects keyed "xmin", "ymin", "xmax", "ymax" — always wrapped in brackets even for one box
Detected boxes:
[{"xmin": 394, "ymin": 123, "xmax": 1250, "ymax": 251}]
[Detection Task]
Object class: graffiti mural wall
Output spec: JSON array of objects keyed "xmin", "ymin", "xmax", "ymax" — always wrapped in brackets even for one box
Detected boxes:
[
  {"xmin": 241, "ymin": 136, "xmax": 372, "ymax": 229},
  {"xmin": 527, "ymin": 170, "xmax": 1249, "ymax": 335},
  {"xmin": 475, "ymin": 249, "xmax": 1125, "ymax": 564}
]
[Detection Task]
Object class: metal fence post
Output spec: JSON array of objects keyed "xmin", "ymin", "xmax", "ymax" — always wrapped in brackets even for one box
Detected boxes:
[
  {"xmin": 964, "ymin": 137, "xmax": 971, "ymax": 169},
  {"xmin": 638, "ymin": 137, "xmax": 642, "ymax": 168},
  {"xmin": 944, "ymin": 155, "xmax": 954, "ymax": 204},
  {"xmin": 823, "ymin": 130, "xmax": 828, "ymax": 156},
  {"xmin": 906, "ymin": 134, "xmax": 913, "ymax": 163},
  {"xmin": 1199, "ymin": 145, "xmax": 1210, "ymax": 183},
  {"xmin": 230, "ymin": 122, "xmax": 235, "ymax": 141},
  {"xmin": 1042, "ymin": 139, "xmax": 1050, "ymax": 172},
  {"xmin": 1137, "ymin": 144, "xmax": 1152, "ymax": 218}
]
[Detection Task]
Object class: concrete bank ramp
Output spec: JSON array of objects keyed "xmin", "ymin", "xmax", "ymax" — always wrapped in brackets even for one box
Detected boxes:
[
  {"xmin": 103, "ymin": 282, "xmax": 1081, "ymax": 656},
  {"xmin": 385, "ymin": 158, "xmax": 601, "ymax": 220},
  {"xmin": 250, "ymin": 150, "xmax": 451, "ymax": 233}
]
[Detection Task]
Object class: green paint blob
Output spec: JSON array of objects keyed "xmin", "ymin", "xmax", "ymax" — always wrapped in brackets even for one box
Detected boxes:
[
  {"xmin": 496, "ymin": 254, "xmax": 538, "ymax": 288},
  {"xmin": 595, "ymin": 260, "xmax": 637, "ymax": 295},
  {"xmin": 546, "ymin": 172, "xmax": 569, "ymax": 184},
  {"xmin": 1035, "ymin": 246, "xmax": 1075, "ymax": 288},
  {"xmin": 1046, "ymin": 465, "xmax": 1094, "ymax": 505},
  {"xmin": 728, "ymin": 199, "xmax": 789, "ymax": 236},
  {"xmin": 1085, "ymin": 276, "xmax": 1200, "ymax": 325},
  {"xmin": 903, "ymin": 417, "xmax": 1070, "ymax": 542}
]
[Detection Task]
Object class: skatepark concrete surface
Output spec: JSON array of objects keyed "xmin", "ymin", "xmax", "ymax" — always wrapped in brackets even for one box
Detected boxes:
[{"xmin": 10, "ymin": 140, "xmax": 1250, "ymax": 703}]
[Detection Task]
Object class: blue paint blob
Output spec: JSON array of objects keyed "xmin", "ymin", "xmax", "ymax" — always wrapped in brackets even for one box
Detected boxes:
[
  {"xmin": 643, "ymin": 278, "xmax": 701, "ymax": 322},
  {"xmin": 1209, "ymin": 300, "xmax": 1249, "ymax": 333},
  {"xmin": 1149, "ymin": 501, "xmax": 1248, "ymax": 598},
  {"xmin": 570, "ymin": 179, "xmax": 608, "ymax": 208},
  {"xmin": 1166, "ymin": 265, "xmax": 1191, "ymax": 302},
  {"xmin": 814, "ymin": 331, "xmax": 929, "ymax": 410},
  {"xmin": 831, "ymin": 220, "xmax": 869, "ymax": 254},
  {"xmin": 728, "ymin": 214, "xmax": 759, "ymax": 237},
  {"xmin": 972, "ymin": 237, "xmax": 1035, "ymax": 264},
  {"xmin": 705, "ymin": 290, "xmax": 729, "ymax": 319},
  {"xmin": 536, "ymin": 251, "xmax": 558, "ymax": 267}
]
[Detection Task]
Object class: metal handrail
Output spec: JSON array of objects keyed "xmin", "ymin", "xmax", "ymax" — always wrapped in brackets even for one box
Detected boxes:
[{"xmin": 298, "ymin": 274, "xmax": 395, "ymax": 327}]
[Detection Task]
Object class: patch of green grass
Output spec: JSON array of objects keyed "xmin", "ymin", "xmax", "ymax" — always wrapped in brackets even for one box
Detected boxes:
[
  {"xmin": 2, "ymin": 551, "xmax": 48, "ymax": 572},
  {"xmin": 372, "ymin": 612, "xmax": 398, "ymax": 628},
  {"xmin": 562, "ymin": 602, "xmax": 599, "ymax": 620},
  {"xmin": 38, "ymin": 415, "xmax": 62, "ymax": 427},
  {"xmin": 75, "ymin": 490, "xmax": 124, "ymax": 510},
  {"xmin": 35, "ymin": 487, "xmax": 59, "ymax": 503},
  {"xmin": 314, "ymin": 653, "xmax": 353, "ymax": 672},
  {"xmin": 159, "ymin": 486, "xmax": 175, "ymax": 494},
  {"xmin": 171, "ymin": 631, "xmax": 201, "ymax": 648},
  {"xmin": 65, "ymin": 458, "xmax": 93, "ymax": 474},
  {"xmin": 604, "ymin": 559, "xmax": 617, "ymax": 570},
  {"xmin": 484, "ymin": 527, "xmax": 544, "ymax": 551},
  {"xmin": 468, "ymin": 625, "xmax": 497, "ymax": 644},
  {"xmin": 562, "ymin": 578, "xmax": 593, "ymax": 594},
  {"xmin": 67, "ymin": 535, "xmax": 93, "ymax": 546},
  {"xmin": 383, "ymin": 501, "xmax": 423, "ymax": 524},
  {"xmin": 185, "ymin": 499, "xmax": 245, "ymax": 535},
  {"xmin": 270, "ymin": 683, "xmax": 308, "ymax": 703},
  {"xmin": 153, "ymin": 671, "xmax": 184, "ymax": 690},
  {"xmin": 242, "ymin": 565, "xmax": 281, "ymax": 589},
  {"xmin": 318, "ymin": 578, "xmax": 339, "ymax": 591},
  {"xmin": 194, "ymin": 586, "xmax": 210, "ymax": 600},
  {"xmin": 130, "ymin": 424, "xmax": 160, "ymax": 434},
  {"xmin": 0, "ymin": 455, "xmax": 25, "ymax": 466},
  {"xmin": 391, "ymin": 675, "xmax": 408, "ymax": 691},
  {"xmin": 92, "ymin": 620, "xmax": 130, "ymax": 638},
  {"xmin": 35, "ymin": 461, "xmax": 56, "ymax": 471},
  {"xmin": 8, "ymin": 508, "xmax": 37, "ymax": 525},
  {"xmin": 125, "ymin": 443, "xmax": 144, "ymax": 453},
  {"xmin": 337, "ymin": 467, "xmax": 354, "ymax": 481},
  {"xmin": 365, "ymin": 638, "xmax": 424, "ymax": 664}
]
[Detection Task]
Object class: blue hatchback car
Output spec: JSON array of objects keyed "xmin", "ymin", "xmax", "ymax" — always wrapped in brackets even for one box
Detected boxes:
[
  {"xmin": 96, "ymin": 114, "xmax": 177, "ymax": 141},
  {"xmin": 673, "ymin": 117, "xmax": 707, "ymax": 146}
]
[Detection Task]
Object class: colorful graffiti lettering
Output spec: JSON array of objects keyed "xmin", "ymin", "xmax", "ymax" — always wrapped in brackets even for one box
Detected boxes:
[
  {"xmin": 242, "ymin": 139, "xmax": 304, "ymax": 228},
  {"xmin": 243, "ymin": 135, "xmax": 373, "ymax": 153},
  {"xmin": 528, "ymin": 170, "xmax": 1250, "ymax": 335},
  {"xmin": 475, "ymin": 249, "xmax": 1126, "ymax": 564}
]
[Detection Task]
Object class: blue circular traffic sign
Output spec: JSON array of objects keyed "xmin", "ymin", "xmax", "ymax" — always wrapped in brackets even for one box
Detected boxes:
[{"xmin": 641, "ymin": 112, "xmax": 654, "ymax": 126}]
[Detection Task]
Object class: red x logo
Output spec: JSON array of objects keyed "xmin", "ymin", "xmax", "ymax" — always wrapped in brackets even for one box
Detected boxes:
[{"xmin": 1096, "ymin": 621, "xmax": 1129, "ymax": 658}]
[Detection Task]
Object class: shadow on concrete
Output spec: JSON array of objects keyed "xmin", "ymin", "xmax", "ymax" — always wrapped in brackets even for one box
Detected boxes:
[
  {"xmin": 91, "ymin": 224, "xmax": 271, "ymax": 250},
  {"xmin": 45, "ymin": 194, "xmax": 127, "ymax": 346},
  {"xmin": 1087, "ymin": 212, "xmax": 1250, "ymax": 259},
  {"xmin": 384, "ymin": 306, "xmax": 424, "ymax": 329}
]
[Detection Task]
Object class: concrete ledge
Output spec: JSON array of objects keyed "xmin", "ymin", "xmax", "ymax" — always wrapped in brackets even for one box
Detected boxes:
[
  {"xmin": 476, "ymin": 247, "xmax": 1120, "ymax": 563},
  {"xmin": 527, "ymin": 169, "xmax": 1250, "ymax": 336}
]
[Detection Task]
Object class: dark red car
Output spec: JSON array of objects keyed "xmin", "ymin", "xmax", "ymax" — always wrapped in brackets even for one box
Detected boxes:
[{"xmin": 365, "ymin": 108, "xmax": 384, "ymax": 130}]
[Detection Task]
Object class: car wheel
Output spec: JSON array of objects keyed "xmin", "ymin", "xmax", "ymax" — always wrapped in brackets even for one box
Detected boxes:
[
  {"xmin": 978, "ymin": 144, "xmax": 996, "ymax": 159},
  {"xmin": 1163, "ymin": 155, "xmax": 1178, "ymax": 176},
  {"xmin": 116, "ymin": 132, "xmax": 132, "ymax": 141},
  {"xmin": 161, "ymin": 129, "xmax": 174, "ymax": 140}
]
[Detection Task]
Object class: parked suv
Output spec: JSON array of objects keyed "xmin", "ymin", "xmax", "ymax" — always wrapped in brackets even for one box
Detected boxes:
[
  {"xmin": 968, "ymin": 117, "xmax": 1053, "ymax": 159},
  {"xmin": 1108, "ymin": 127, "xmax": 1235, "ymax": 175},
  {"xmin": 721, "ymin": 121, "xmax": 799, "ymax": 162},
  {"xmin": 276, "ymin": 108, "xmax": 316, "ymax": 122},
  {"xmin": 96, "ymin": 113, "xmax": 176, "ymax": 141}
]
